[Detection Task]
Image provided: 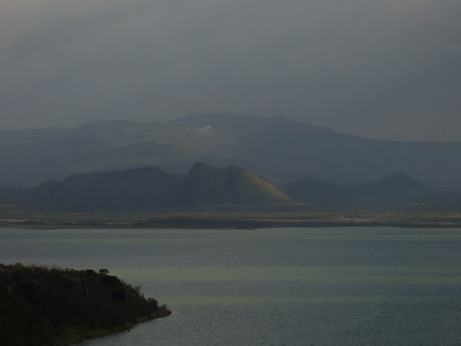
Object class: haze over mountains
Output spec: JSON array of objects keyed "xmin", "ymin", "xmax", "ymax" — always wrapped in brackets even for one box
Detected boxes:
[{"xmin": 2, "ymin": 114, "xmax": 461, "ymax": 190}]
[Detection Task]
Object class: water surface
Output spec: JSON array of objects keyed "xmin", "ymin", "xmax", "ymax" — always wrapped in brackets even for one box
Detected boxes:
[{"xmin": 1, "ymin": 227, "xmax": 460, "ymax": 345}]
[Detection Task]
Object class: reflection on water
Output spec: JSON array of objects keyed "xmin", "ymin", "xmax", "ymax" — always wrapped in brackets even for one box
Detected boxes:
[{"xmin": 1, "ymin": 227, "xmax": 460, "ymax": 345}]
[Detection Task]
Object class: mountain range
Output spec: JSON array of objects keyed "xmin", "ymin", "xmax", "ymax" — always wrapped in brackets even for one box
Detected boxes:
[
  {"xmin": 2, "ymin": 113, "xmax": 461, "ymax": 189},
  {"xmin": 26, "ymin": 163, "xmax": 293, "ymax": 211},
  {"xmin": 18, "ymin": 163, "xmax": 460, "ymax": 212},
  {"xmin": 282, "ymin": 171, "xmax": 458, "ymax": 203}
]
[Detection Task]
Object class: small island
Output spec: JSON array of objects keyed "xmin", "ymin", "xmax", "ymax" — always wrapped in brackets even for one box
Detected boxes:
[{"xmin": 0, "ymin": 263, "xmax": 170, "ymax": 345}]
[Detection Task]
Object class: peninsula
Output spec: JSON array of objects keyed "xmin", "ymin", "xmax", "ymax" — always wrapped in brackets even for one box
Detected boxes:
[{"xmin": 0, "ymin": 263, "xmax": 170, "ymax": 345}]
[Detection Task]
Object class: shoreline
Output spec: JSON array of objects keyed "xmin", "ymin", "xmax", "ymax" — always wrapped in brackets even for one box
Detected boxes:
[
  {"xmin": 69, "ymin": 308, "xmax": 172, "ymax": 345},
  {"xmin": 1, "ymin": 215, "xmax": 461, "ymax": 229},
  {"xmin": 2, "ymin": 203, "xmax": 461, "ymax": 229}
]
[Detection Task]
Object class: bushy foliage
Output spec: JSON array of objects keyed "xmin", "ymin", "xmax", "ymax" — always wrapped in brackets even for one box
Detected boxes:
[{"xmin": 0, "ymin": 263, "xmax": 170, "ymax": 345}]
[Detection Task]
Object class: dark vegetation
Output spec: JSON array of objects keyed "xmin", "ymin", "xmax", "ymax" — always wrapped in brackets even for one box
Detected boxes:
[{"xmin": 0, "ymin": 263, "xmax": 170, "ymax": 345}]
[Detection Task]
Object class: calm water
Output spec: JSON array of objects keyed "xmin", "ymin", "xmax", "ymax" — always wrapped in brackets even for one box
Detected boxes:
[{"xmin": 1, "ymin": 227, "xmax": 461, "ymax": 345}]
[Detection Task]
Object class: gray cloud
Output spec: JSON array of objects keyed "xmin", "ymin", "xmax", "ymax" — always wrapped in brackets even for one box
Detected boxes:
[{"xmin": 1, "ymin": 0, "xmax": 460, "ymax": 141}]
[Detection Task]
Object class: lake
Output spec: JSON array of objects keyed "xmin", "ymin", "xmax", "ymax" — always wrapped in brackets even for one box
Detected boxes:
[{"xmin": 1, "ymin": 227, "xmax": 461, "ymax": 345}]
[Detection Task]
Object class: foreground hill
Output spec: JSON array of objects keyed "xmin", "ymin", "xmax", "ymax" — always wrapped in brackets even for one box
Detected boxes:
[
  {"xmin": 0, "ymin": 263, "xmax": 170, "ymax": 345},
  {"xmin": 282, "ymin": 172, "xmax": 456, "ymax": 203},
  {"xmin": 2, "ymin": 114, "xmax": 461, "ymax": 189},
  {"xmin": 27, "ymin": 163, "xmax": 294, "ymax": 211}
]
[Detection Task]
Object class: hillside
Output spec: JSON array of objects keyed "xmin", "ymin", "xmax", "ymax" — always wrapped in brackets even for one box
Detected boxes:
[
  {"xmin": 282, "ymin": 172, "xmax": 452, "ymax": 203},
  {"xmin": 0, "ymin": 263, "xmax": 170, "ymax": 345},
  {"xmin": 349, "ymin": 172, "xmax": 440, "ymax": 202},
  {"xmin": 27, "ymin": 163, "xmax": 294, "ymax": 211},
  {"xmin": 179, "ymin": 162, "xmax": 293, "ymax": 205},
  {"xmin": 28, "ymin": 167, "xmax": 182, "ymax": 211},
  {"xmin": 1, "ymin": 114, "xmax": 461, "ymax": 189}
]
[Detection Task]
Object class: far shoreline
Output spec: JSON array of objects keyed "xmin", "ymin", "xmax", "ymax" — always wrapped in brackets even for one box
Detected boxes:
[
  {"xmin": 1, "ymin": 212, "xmax": 461, "ymax": 230},
  {"xmin": 1, "ymin": 202, "xmax": 461, "ymax": 229}
]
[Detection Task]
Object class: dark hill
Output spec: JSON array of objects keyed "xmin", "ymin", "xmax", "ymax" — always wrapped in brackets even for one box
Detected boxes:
[
  {"xmin": 350, "ymin": 172, "xmax": 439, "ymax": 202},
  {"xmin": 282, "ymin": 172, "xmax": 449, "ymax": 204},
  {"xmin": 28, "ymin": 167, "xmax": 182, "ymax": 211},
  {"xmin": 27, "ymin": 163, "xmax": 293, "ymax": 211},
  {"xmin": 0, "ymin": 263, "xmax": 170, "ymax": 345}
]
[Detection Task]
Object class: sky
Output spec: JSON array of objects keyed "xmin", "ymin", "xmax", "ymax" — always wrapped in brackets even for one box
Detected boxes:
[{"xmin": 1, "ymin": 0, "xmax": 460, "ymax": 141}]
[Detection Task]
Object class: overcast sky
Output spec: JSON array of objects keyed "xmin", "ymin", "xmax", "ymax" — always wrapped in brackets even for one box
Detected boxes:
[{"xmin": 1, "ymin": 0, "xmax": 460, "ymax": 141}]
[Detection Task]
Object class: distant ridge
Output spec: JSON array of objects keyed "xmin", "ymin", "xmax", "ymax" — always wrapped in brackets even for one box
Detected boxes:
[
  {"xmin": 27, "ymin": 163, "xmax": 294, "ymax": 211},
  {"xmin": 282, "ymin": 172, "xmax": 449, "ymax": 203},
  {"xmin": 2, "ymin": 113, "xmax": 461, "ymax": 189},
  {"xmin": 350, "ymin": 171, "xmax": 435, "ymax": 201},
  {"xmin": 28, "ymin": 167, "xmax": 182, "ymax": 210}
]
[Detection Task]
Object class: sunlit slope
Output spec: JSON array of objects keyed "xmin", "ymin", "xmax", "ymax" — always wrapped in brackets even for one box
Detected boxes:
[{"xmin": 180, "ymin": 162, "xmax": 293, "ymax": 205}]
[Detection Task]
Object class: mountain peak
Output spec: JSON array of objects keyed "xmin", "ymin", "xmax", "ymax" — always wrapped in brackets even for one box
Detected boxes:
[
  {"xmin": 189, "ymin": 161, "xmax": 215, "ymax": 172},
  {"xmin": 370, "ymin": 171, "xmax": 429, "ymax": 189},
  {"xmin": 183, "ymin": 163, "xmax": 293, "ymax": 205},
  {"xmin": 348, "ymin": 171, "xmax": 436, "ymax": 202}
]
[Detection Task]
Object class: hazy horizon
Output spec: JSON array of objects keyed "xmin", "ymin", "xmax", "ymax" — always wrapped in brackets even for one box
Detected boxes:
[{"xmin": 1, "ymin": 1, "xmax": 460, "ymax": 141}]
